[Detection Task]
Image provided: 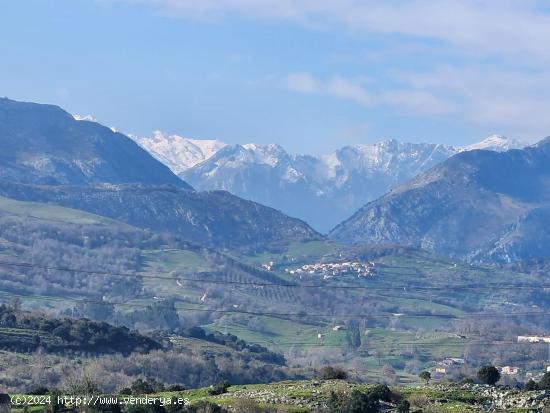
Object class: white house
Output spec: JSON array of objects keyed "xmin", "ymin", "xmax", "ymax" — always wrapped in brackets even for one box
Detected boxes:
[{"xmin": 500, "ymin": 366, "xmax": 520, "ymax": 375}]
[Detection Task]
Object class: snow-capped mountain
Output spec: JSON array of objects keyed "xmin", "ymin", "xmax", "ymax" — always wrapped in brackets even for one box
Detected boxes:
[
  {"xmin": 460, "ymin": 135, "xmax": 526, "ymax": 152},
  {"xmin": 136, "ymin": 132, "xmax": 527, "ymax": 232},
  {"xmin": 131, "ymin": 131, "xmax": 226, "ymax": 174},
  {"xmin": 180, "ymin": 140, "xmax": 457, "ymax": 232}
]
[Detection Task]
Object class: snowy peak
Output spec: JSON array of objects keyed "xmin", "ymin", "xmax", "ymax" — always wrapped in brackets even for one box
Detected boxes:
[
  {"xmin": 461, "ymin": 135, "xmax": 527, "ymax": 152},
  {"xmin": 134, "ymin": 131, "xmax": 534, "ymax": 232},
  {"xmin": 131, "ymin": 131, "xmax": 226, "ymax": 174},
  {"xmin": 73, "ymin": 114, "xmax": 98, "ymax": 122},
  {"xmin": 197, "ymin": 143, "xmax": 292, "ymax": 170}
]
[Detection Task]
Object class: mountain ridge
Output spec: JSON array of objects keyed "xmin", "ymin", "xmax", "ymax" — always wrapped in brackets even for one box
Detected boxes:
[
  {"xmin": 0, "ymin": 98, "xmax": 192, "ymax": 189},
  {"xmin": 133, "ymin": 132, "xmax": 526, "ymax": 232},
  {"xmin": 328, "ymin": 137, "xmax": 550, "ymax": 262},
  {"xmin": 0, "ymin": 98, "xmax": 320, "ymax": 250}
]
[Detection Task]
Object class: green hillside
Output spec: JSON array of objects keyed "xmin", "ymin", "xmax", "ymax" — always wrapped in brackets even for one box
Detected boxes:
[{"xmin": 0, "ymin": 195, "xmax": 122, "ymax": 226}]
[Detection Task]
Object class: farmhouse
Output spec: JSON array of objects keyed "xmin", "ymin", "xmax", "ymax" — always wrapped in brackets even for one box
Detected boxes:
[{"xmin": 500, "ymin": 366, "xmax": 520, "ymax": 375}]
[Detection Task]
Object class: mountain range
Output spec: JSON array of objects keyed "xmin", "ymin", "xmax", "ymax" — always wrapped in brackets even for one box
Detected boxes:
[
  {"xmin": 0, "ymin": 98, "xmax": 319, "ymax": 250},
  {"xmin": 133, "ymin": 132, "xmax": 526, "ymax": 232},
  {"xmin": 0, "ymin": 98, "xmax": 190, "ymax": 189},
  {"xmin": 330, "ymin": 138, "xmax": 550, "ymax": 262},
  {"xmin": 4, "ymin": 96, "xmax": 548, "ymax": 263}
]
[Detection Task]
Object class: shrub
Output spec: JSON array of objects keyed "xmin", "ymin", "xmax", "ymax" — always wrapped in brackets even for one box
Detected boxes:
[
  {"xmin": 208, "ymin": 380, "xmax": 231, "ymax": 396},
  {"xmin": 419, "ymin": 371, "xmax": 431, "ymax": 385},
  {"xmin": 538, "ymin": 373, "xmax": 550, "ymax": 390},
  {"xmin": 318, "ymin": 366, "xmax": 348, "ymax": 380},
  {"xmin": 477, "ymin": 366, "xmax": 501, "ymax": 386},
  {"xmin": 167, "ymin": 384, "xmax": 186, "ymax": 392},
  {"xmin": 28, "ymin": 386, "xmax": 50, "ymax": 395},
  {"xmin": 408, "ymin": 394, "xmax": 430, "ymax": 409},
  {"xmin": 369, "ymin": 384, "xmax": 392, "ymax": 402},
  {"xmin": 129, "ymin": 378, "xmax": 165, "ymax": 395},
  {"xmin": 397, "ymin": 400, "xmax": 411, "ymax": 413},
  {"xmin": 328, "ymin": 389, "xmax": 380, "ymax": 413},
  {"xmin": 525, "ymin": 379, "xmax": 538, "ymax": 391}
]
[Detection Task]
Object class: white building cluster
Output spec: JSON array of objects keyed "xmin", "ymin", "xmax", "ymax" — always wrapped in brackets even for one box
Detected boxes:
[
  {"xmin": 517, "ymin": 336, "xmax": 550, "ymax": 343},
  {"xmin": 284, "ymin": 261, "xmax": 376, "ymax": 278}
]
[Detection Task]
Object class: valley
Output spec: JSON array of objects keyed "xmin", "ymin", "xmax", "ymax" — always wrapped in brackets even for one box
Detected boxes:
[{"xmin": 0, "ymin": 98, "xmax": 548, "ymax": 412}]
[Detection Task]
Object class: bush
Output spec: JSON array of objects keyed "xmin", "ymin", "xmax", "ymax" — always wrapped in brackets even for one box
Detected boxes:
[
  {"xmin": 167, "ymin": 384, "xmax": 186, "ymax": 392},
  {"xmin": 369, "ymin": 384, "xmax": 392, "ymax": 402},
  {"xmin": 408, "ymin": 394, "xmax": 430, "ymax": 409},
  {"xmin": 28, "ymin": 386, "xmax": 50, "ymax": 395},
  {"xmin": 477, "ymin": 366, "xmax": 501, "ymax": 386},
  {"xmin": 129, "ymin": 378, "xmax": 165, "ymax": 395},
  {"xmin": 538, "ymin": 373, "xmax": 550, "ymax": 390},
  {"xmin": 208, "ymin": 380, "xmax": 231, "ymax": 396},
  {"xmin": 525, "ymin": 380, "xmax": 538, "ymax": 391},
  {"xmin": 318, "ymin": 366, "xmax": 348, "ymax": 380},
  {"xmin": 397, "ymin": 400, "xmax": 411, "ymax": 413},
  {"xmin": 328, "ymin": 389, "xmax": 380, "ymax": 413}
]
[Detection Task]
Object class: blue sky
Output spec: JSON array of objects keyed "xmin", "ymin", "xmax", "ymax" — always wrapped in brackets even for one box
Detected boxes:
[{"xmin": 2, "ymin": 0, "xmax": 550, "ymax": 154}]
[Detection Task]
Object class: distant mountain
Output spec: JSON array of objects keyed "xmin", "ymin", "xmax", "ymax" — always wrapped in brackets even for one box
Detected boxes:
[
  {"xmin": 131, "ymin": 131, "xmax": 226, "ymax": 174},
  {"xmin": 0, "ymin": 98, "xmax": 320, "ymax": 250},
  {"xmin": 135, "ymin": 131, "xmax": 526, "ymax": 232},
  {"xmin": 0, "ymin": 98, "xmax": 190, "ymax": 189},
  {"xmin": 460, "ymin": 134, "xmax": 526, "ymax": 152},
  {"xmin": 329, "ymin": 138, "xmax": 550, "ymax": 262},
  {"xmin": 178, "ymin": 140, "xmax": 456, "ymax": 232}
]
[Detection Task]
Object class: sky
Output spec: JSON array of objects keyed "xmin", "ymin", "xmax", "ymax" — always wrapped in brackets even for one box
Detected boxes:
[{"xmin": 2, "ymin": 0, "xmax": 550, "ymax": 154}]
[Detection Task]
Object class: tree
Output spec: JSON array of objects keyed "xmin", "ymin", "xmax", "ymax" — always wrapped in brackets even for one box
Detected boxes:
[
  {"xmin": 477, "ymin": 365, "xmax": 500, "ymax": 385},
  {"xmin": 419, "ymin": 371, "xmax": 431, "ymax": 385},
  {"xmin": 129, "ymin": 378, "xmax": 164, "ymax": 394},
  {"xmin": 537, "ymin": 372, "xmax": 550, "ymax": 390},
  {"xmin": 524, "ymin": 379, "xmax": 537, "ymax": 391},
  {"xmin": 208, "ymin": 380, "xmax": 230, "ymax": 396},
  {"xmin": 318, "ymin": 366, "xmax": 348, "ymax": 380},
  {"xmin": 397, "ymin": 400, "xmax": 410, "ymax": 413},
  {"xmin": 346, "ymin": 320, "xmax": 361, "ymax": 349}
]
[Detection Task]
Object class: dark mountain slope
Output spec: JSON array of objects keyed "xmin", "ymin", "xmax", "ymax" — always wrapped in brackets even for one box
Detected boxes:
[
  {"xmin": 0, "ymin": 182, "xmax": 320, "ymax": 249},
  {"xmin": 0, "ymin": 98, "xmax": 319, "ymax": 249},
  {"xmin": 329, "ymin": 139, "xmax": 550, "ymax": 262},
  {"xmin": 0, "ymin": 98, "xmax": 191, "ymax": 189}
]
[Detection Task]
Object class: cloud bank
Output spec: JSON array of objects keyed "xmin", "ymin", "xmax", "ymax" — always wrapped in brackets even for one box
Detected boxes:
[{"xmin": 113, "ymin": 0, "xmax": 550, "ymax": 140}]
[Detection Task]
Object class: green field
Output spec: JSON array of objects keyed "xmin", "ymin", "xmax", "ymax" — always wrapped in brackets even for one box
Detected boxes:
[{"xmin": 0, "ymin": 195, "xmax": 122, "ymax": 226}]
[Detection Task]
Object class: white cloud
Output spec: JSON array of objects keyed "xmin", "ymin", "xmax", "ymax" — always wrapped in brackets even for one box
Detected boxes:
[
  {"xmin": 116, "ymin": 0, "xmax": 550, "ymax": 63},
  {"xmin": 397, "ymin": 66, "xmax": 550, "ymax": 138},
  {"xmin": 285, "ymin": 73, "xmax": 453, "ymax": 115},
  {"xmin": 381, "ymin": 90, "xmax": 456, "ymax": 115},
  {"xmin": 113, "ymin": 0, "xmax": 550, "ymax": 138},
  {"xmin": 326, "ymin": 76, "xmax": 373, "ymax": 107},
  {"xmin": 286, "ymin": 72, "xmax": 318, "ymax": 93}
]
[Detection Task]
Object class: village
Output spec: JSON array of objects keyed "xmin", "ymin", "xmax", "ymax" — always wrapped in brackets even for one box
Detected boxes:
[
  {"xmin": 431, "ymin": 335, "xmax": 550, "ymax": 381},
  {"xmin": 272, "ymin": 260, "xmax": 377, "ymax": 278}
]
